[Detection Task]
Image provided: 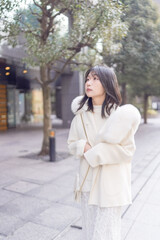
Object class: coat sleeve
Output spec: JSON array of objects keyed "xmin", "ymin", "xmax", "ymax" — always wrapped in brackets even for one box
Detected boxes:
[
  {"xmin": 84, "ymin": 141, "xmax": 135, "ymax": 167},
  {"xmin": 67, "ymin": 115, "xmax": 87, "ymax": 158},
  {"xmin": 84, "ymin": 105, "xmax": 141, "ymax": 167}
]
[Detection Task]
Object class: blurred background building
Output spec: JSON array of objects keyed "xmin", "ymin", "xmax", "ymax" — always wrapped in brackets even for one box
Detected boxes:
[{"xmin": 0, "ymin": 42, "xmax": 81, "ymax": 131}]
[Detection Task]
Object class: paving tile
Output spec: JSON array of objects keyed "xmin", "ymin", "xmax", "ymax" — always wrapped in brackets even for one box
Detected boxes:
[
  {"xmin": 74, "ymin": 216, "xmax": 82, "ymax": 227},
  {"xmin": 15, "ymin": 158, "xmax": 51, "ymax": 169},
  {"xmin": 33, "ymin": 202, "xmax": 81, "ymax": 231},
  {"xmin": 54, "ymin": 173, "xmax": 75, "ymax": 189},
  {"xmin": 24, "ymin": 169, "xmax": 68, "ymax": 184},
  {"xmin": 0, "ymin": 195, "xmax": 51, "ymax": 220},
  {"xmin": 0, "ymin": 235, "xmax": 7, "ymax": 240},
  {"xmin": 131, "ymin": 175, "xmax": 148, "ymax": 199},
  {"xmin": 125, "ymin": 221, "xmax": 160, "ymax": 240},
  {"xmin": 6, "ymin": 222, "xmax": 59, "ymax": 240},
  {"xmin": 140, "ymin": 156, "xmax": 160, "ymax": 179},
  {"xmin": 27, "ymin": 183, "xmax": 72, "ymax": 202},
  {"xmin": 122, "ymin": 200, "xmax": 144, "ymax": 221},
  {"xmin": 147, "ymin": 179, "xmax": 160, "ymax": 205},
  {"xmin": 1, "ymin": 158, "xmax": 38, "ymax": 167},
  {"xmin": 131, "ymin": 172, "xmax": 139, "ymax": 183},
  {"xmin": 4, "ymin": 166, "xmax": 35, "ymax": 180},
  {"xmin": 58, "ymin": 193, "xmax": 80, "ymax": 209},
  {"xmin": 133, "ymin": 178, "xmax": 157, "ymax": 202},
  {"xmin": 0, "ymin": 173, "xmax": 16, "ymax": 188},
  {"xmin": 121, "ymin": 217, "xmax": 134, "ymax": 240},
  {"xmin": 135, "ymin": 203, "xmax": 160, "ymax": 226},
  {"xmin": 132, "ymin": 161, "xmax": 148, "ymax": 173},
  {"xmin": 24, "ymin": 161, "xmax": 60, "ymax": 172},
  {"xmin": 28, "ymin": 164, "xmax": 76, "ymax": 182},
  {"xmin": 0, "ymin": 189, "xmax": 20, "ymax": 207},
  {"xmin": 56, "ymin": 157, "xmax": 77, "ymax": 168},
  {"xmin": 55, "ymin": 226, "xmax": 82, "ymax": 240},
  {"xmin": 0, "ymin": 212, "xmax": 24, "ymax": 235},
  {"xmin": 0, "ymin": 162, "xmax": 13, "ymax": 172},
  {"xmin": 4, "ymin": 181, "xmax": 40, "ymax": 194}
]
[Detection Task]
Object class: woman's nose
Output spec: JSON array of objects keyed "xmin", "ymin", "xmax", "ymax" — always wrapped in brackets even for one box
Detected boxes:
[{"xmin": 86, "ymin": 79, "xmax": 92, "ymax": 86}]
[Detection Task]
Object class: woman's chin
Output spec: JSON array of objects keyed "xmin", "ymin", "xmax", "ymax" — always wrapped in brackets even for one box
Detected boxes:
[{"xmin": 86, "ymin": 92, "xmax": 94, "ymax": 98}]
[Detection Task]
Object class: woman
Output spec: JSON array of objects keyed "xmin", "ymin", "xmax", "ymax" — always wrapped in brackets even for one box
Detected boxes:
[{"xmin": 67, "ymin": 65, "xmax": 141, "ymax": 240}]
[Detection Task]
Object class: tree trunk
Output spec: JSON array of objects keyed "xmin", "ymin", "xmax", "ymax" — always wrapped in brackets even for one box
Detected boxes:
[
  {"xmin": 143, "ymin": 93, "xmax": 148, "ymax": 124},
  {"xmin": 40, "ymin": 65, "xmax": 52, "ymax": 155},
  {"xmin": 121, "ymin": 82, "xmax": 127, "ymax": 105}
]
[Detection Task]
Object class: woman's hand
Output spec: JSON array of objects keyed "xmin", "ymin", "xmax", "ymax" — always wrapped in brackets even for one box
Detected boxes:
[{"xmin": 84, "ymin": 142, "xmax": 91, "ymax": 153}]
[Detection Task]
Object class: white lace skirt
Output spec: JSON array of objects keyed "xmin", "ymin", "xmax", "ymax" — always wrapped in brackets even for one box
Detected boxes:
[{"xmin": 81, "ymin": 192, "xmax": 122, "ymax": 240}]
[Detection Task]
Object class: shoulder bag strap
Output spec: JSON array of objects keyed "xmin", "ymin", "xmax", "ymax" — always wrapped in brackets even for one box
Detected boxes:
[{"xmin": 79, "ymin": 113, "xmax": 90, "ymax": 192}]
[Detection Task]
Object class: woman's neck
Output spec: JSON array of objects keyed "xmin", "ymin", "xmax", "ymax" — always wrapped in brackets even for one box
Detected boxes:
[{"xmin": 92, "ymin": 96, "xmax": 105, "ymax": 106}]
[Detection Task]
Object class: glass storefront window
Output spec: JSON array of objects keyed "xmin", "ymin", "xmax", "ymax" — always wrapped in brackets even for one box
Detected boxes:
[
  {"xmin": 19, "ymin": 93, "xmax": 25, "ymax": 120},
  {"xmin": 7, "ymin": 86, "xmax": 16, "ymax": 128}
]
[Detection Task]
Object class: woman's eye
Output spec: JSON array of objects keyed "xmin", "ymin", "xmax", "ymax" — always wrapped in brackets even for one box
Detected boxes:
[{"xmin": 85, "ymin": 79, "xmax": 89, "ymax": 82}]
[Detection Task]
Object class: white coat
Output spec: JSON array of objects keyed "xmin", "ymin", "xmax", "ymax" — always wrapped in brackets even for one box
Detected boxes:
[{"xmin": 67, "ymin": 96, "xmax": 141, "ymax": 207}]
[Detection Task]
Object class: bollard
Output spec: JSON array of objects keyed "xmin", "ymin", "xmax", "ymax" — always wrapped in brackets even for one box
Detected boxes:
[{"xmin": 49, "ymin": 130, "xmax": 56, "ymax": 162}]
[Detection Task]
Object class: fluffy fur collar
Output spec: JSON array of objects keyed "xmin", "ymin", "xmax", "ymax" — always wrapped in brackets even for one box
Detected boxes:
[
  {"xmin": 71, "ymin": 95, "xmax": 88, "ymax": 114},
  {"xmin": 71, "ymin": 95, "xmax": 141, "ymax": 139}
]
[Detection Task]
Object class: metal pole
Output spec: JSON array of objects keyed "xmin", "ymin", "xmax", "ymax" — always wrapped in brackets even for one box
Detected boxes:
[{"xmin": 49, "ymin": 130, "xmax": 56, "ymax": 162}]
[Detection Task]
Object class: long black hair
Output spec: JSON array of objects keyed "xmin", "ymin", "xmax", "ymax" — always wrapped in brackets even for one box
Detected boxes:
[{"xmin": 77, "ymin": 65, "xmax": 122, "ymax": 117}]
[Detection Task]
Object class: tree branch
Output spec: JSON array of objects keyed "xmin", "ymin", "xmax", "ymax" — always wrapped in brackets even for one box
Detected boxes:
[
  {"xmin": 29, "ymin": 5, "xmax": 41, "ymax": 18},
  {"xmin": 34, "ymin": 77, "xmax": 43, "ymax": 85},
  {"xmin": 33, "ymin": 0, "xmax": 43, "ymax": 10},
  {"xmin": 67, "ymin": 42, "xmax": 93, "ymax": 52},
  {"xmin": 70, "ymin": 60, "xmax": 92, "ymax": 67},
  {"xmin": 52, "ymin": 8, "xmax": 68, "ymax": 20},
  {"xmin": 45, "ymin": 51, "xmax": 77, "ymax": 85},
  {"xmin": 67, "ymin": 9, "xmax": 103, "ymax": 52},
  {"xmin": 21, "ymin": 28, "xmax": 41, "ymax": 39},
  {"xmin": 45, "ymin": 15, "xmax": 54, "ymax": 38}
]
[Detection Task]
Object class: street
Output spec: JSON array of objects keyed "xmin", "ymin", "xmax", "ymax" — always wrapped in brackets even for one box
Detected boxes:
[{"xmin": 0, "ymin": 118, "xmax": 160, "ymax": 239}]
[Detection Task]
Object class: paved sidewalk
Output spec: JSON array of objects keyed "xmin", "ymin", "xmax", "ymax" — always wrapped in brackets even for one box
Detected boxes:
[{"xmin": 0, "ymin": 118, "xmax": 160, "ymax": 240}]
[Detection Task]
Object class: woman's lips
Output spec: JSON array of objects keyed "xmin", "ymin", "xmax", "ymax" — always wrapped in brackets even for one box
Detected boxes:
[{"xmin": 86, "ymin": 88, "xmax": 92, "ymax": 91}]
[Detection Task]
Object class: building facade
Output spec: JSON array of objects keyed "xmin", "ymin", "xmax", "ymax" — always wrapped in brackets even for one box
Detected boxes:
[{"xmin": 0, "ymin": 43, "xmax": 82, "ymax": 131}]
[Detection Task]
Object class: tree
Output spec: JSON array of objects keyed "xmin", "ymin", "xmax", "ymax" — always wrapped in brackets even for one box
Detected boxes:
[
  {"xmin": 129, "ymin": 21, "xmax": 160, "ymax": 123},
  {"xmin": 124, "ymin": 0, "xmax": 160, "ymax": 123},
  {"xmin": 0, "ymin": 0, "xmax": 127, "ymax": 154},
  {"xmin": 103, "ymin": 0, "xmax": 160, "ymax": 120}
]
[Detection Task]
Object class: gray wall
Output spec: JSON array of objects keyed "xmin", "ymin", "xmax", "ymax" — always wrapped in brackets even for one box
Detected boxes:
[{"xmin": 61, "ymin": 71, "xmax": 80, "ymax": 128}]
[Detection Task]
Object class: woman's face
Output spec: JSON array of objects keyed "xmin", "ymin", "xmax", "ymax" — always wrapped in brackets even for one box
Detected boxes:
[{"xmin": 85, "ymin": 71, "xmax": 105, "ymax": 102}]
